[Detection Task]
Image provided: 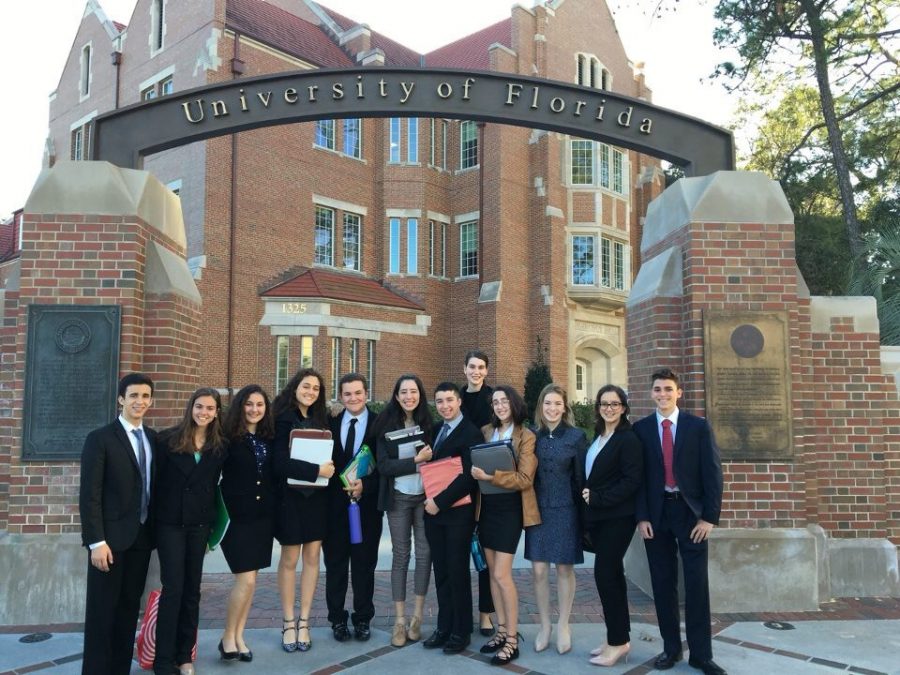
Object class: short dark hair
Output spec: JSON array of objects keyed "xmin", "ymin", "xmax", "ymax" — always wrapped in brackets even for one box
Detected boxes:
[
  {"xmin": 490, "ymin": 385, "xmax": 527, "ymax": 428},
  {"xmin": 118, "ymin": 372, "xmax": 154, "ymax": 398},
  {"xmin": 339, "ymin": 372, "xmax": 368, "ymax": 394},
  {"xmin": 434, "ymin": 381, "xmax": 461, "ymax": 397},
  {"xmin": 464, "ymin": 350, "xmax": 489, "ymax": 368},
  {"xmin": 651, "ymin": 368, "xmax": 680, "ymax": 388},
  {"xmin": 593, "ymin": 384, "xmax": 632, "ymax": 436}
]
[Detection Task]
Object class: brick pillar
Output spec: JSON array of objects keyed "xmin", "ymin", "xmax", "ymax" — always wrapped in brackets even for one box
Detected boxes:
[
  {"xmin": 625, "ymin": 171, "xmax": 900, "ymax": 608},
  {"xmin": 0, "ymin": 161, "xmax": 201, "ymax": 624}
]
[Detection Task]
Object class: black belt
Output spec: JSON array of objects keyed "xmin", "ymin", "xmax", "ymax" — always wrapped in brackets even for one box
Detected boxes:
[{"xmin": 663, "ymin": 491, "xmax": 682, "ymax": 501}]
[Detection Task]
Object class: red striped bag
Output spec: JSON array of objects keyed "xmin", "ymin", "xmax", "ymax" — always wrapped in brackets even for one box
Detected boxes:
[{"xmin": 135, "ymin": 589, "xmax": 198, "ymax": 670}]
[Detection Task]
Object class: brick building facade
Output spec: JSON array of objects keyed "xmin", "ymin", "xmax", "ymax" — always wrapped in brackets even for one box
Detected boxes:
[{"xmin": 38, "ymin": 0, "xmax": 663, "ymax": 401}]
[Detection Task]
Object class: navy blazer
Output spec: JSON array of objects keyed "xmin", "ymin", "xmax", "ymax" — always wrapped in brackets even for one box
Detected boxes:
[
  {"xmin": 154, "ymin": 430, "xmax": 227, "ymax": 527},
  {"xmin": 633, "ymin": 410, "xmax": 723, "ymax": 527},
  {"xmin": 220, "ymin": 434, "xmax": 276, "ymax": 521},
  {"xmin": 579, "ymin": 427, "xmax": 644, "ymax": 526},
  {"xmin": 79, "ymin": 419, "xmax": 157, "ymax": 550}
]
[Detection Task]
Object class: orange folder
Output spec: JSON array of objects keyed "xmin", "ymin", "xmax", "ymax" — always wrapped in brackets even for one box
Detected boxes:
[{"xmin": 419, "ymin": 456, "xmax": 472, "ymax": 508}]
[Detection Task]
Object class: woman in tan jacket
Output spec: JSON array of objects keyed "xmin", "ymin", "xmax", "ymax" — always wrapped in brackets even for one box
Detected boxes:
[{"xmin": 470, "ymin": 385, "xmax": 539, "ymax": 666}]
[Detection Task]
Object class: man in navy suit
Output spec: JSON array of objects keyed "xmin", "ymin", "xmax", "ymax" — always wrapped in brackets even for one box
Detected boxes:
[
  {"xmin": 79, "ymin": 372, "xmax": 156, "ymax": 675},
  {"xmin": 634, "ymin": 369, "xmax": 726, "ymax": 675},
  {"xmin": 323, "ymin": 373, "xmax": 382, "ymax": 642}
]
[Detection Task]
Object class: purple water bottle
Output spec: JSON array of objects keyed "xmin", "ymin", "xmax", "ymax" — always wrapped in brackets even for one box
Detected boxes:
[{"xmin": 348, "ymin": 498, "xmax": 362, "ymax": 544}]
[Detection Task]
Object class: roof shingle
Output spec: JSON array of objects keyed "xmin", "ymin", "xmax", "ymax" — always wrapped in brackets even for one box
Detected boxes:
[{"xmin": 261, "ymin": 267, "xmax": 424, "ymax": 311}]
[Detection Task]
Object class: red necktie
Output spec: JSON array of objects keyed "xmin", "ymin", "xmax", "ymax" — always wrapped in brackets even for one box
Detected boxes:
[{"xmin": 661, "ymin": 419, "xmax": 676, "ymax": 489}]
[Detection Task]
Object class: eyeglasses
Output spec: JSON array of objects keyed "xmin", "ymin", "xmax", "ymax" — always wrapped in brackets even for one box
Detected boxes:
[
  {"xmin": 491, "ymin": 399, "xmax": 510, "ymax": 407},
  {"xmin": 598, "ymin": 402, "xmax": 623, "ymax": 410}
]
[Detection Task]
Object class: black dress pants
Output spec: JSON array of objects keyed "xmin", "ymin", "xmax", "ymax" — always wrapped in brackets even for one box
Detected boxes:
[
  {"xmin": 82, "ymin": 523, "xmax": 152, "ymax": 675},
  {"xmin": 154, "ymin": 523, "xmax": 209, "ymax": 674},
  {"xmin": 588, "ymin": 515, "xmax": 636, "ymax": 646},
  {"xmin": 425, "ymin": 510, "xmax": 475, "ymax": 636},
  {"xmin": 323, "ymin": 498, "xmax": 384, "ymax": 625},
  {"xmin": 643, "ymin": 497, "xmax": 712, "ymax": 661}
]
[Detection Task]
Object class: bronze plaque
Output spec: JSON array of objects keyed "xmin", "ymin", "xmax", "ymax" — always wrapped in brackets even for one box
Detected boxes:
[{"xmin": 704, "ymin": 311, "xmax": 792, "ymax": 460}]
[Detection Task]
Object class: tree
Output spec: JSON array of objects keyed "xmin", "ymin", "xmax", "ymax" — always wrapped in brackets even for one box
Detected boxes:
[
  {"xmin": 848, "ymin": 216, "xmax": 900, "ymax": 344},
  {"xmin": 523, "ymin": 336, "xmax": 552, "ymax": 421},
  {"xmin": 711, "ymin": 0, "xmax": 900, "ymax": 263}
]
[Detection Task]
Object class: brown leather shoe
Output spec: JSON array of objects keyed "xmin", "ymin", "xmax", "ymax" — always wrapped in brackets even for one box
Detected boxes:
[{"xmin": 391, "ymin": 621, "xmax": 407, "ymax": 647}]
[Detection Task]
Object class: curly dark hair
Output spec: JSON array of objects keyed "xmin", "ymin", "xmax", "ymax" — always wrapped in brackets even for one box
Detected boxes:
[
  {"xmin": 372, "ymin": 374, "xmax": 433, "ymax": 438},
  {"xmin": 224, "ymin": 384, "xmax": 275, "ymax": 440},
  {"xmin": 272, "ymin": 368, "xmax": 328, "ymax": 428}
]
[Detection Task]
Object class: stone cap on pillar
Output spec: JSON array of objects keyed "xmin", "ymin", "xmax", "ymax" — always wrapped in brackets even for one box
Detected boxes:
[
  {"xmin": 642, "ymin": 170, "xmax": 793, "ymax": 256},
  {"xmin": 146, "ymin": 241, "xmax": 201, "ymax": 304},
  {"xmin": 627, "ymin": 245, "xmax": 683, "ymax": 308},
  {"xmin": 810, "ymin": 296, "xmax": 879, "ymax": 334},
  {"xmin": 24, "ymin": 161, "xmax": 186, "ymax": 252}
]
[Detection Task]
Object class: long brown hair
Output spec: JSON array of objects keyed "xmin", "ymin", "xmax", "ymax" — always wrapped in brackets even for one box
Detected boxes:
[
  {"xmin": 166, "ymin": 387, "xmax": 226, "ymax": 455},
  {"xmin": 533, "ymin": 383, "xmax": 575, "ymax": 431},
  {"xmin": 224, "ymin": 384, "xmax": 275, "ymax": 441}
]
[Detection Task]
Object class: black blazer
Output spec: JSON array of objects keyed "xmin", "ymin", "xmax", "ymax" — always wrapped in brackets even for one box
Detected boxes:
[
  {"xmin": 272, "ymin": 408, "xmax": 325, "ymax": 487},
  {"xmin": 328, "ymin": 407, "xmax": 379, "ymax": 510},
  {"xmin": 154, "ymin": 431, "xmax": 227, "ymax": 527},
  {"xmin": 427, "ymin": 416, "xmax": 483, "ymax": 520},
  {"xmin": 220, "ymin": 434, "xmax": 276, "ymax": 521},
  {"xmin": 79, "ymin": 419, "xmax": 157, "ymax": 550},
  {"xmin": 579, "ymin": 427, "xmax": 644, "ymax": 526},
  {"xmin": 633, "ymin": 411, "xmax": 723, "ymax": 527}
]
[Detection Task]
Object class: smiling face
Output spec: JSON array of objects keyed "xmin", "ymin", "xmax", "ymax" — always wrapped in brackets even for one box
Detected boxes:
[
  {"xmin": 243, "ymin": 392, "xmax": 266, "ymax": 433},
  {"xmin": 434, "ymin": 389, "xmax": 462, "ymax": 421},
  {"xmin": 541, "ymin": 392, "xmax": 565, "ymax": 427},
  {"xmin": 294, "ymin": 375, "xmax": 321, "ymax": 413},
  {"xmin": 651, "ymin": 378, "xmax": 682, "ymax": 417},
  {"xmin": 464, "ymin": 356, "xmax": 488, "ymax": 391},
  {"xmin": 597, "ymin": 391, "xmax": 624, "ymax": 429},
  {"xmin": 118, "ymin": 384, "xmax": 153, "ymax": 426},
  {"xmin": 396, "ymin": 379, "xmax": 420, "ymax": 415},
  {"xmin": 491, "ymin": 390, "xmax": 512, "ymax": 425},
  {"xmin": 192, "ymin": 395, "xmax": 218, "ymax": 429},
  {"xmin": 341, "ymin": 378, "xmax": 368, "ymax": 416}
]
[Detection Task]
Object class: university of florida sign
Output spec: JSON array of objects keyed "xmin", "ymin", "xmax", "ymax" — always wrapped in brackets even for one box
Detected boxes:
[{"xmin": 92, "ymin": 68, "xmax": 734, "ymax": 175}]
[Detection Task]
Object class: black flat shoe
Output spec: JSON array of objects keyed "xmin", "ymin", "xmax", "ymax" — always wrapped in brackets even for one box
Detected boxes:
[
  {"xmin": 218, "ymin": 640, "xmax": 239, "ymax": 661},
  {"xmin": 238, "ymin": 650, "xmax": 253, "ymax": 663},
  {"xmin": 332, "ymin": 622, "xmax": 351, "ymax": 642},
  {"xmin": 688, "ymin": 657, "xmax": 727, "ymax": 675},
  {"xmin": 479, "ymin": 616, "xmax": 495, "ymax": 636},
  {"xmin": 354, "ymin": 621, "xmax": 371, "ymax": 641},
  {"xmin": 423, "ymin": 629, "xmax": 449, "ymax": 649},
  {"xmin": 490, "ymin": 634, "xmax": 520, "ymax": 666},
  {"xmin": 442, "ymin": 634, "xmax": 470, "ymax": 654},
  {"xmin": 479, "ymin": 625, "xmax": 506, "ymax": 654},
  {"xmin": 654, "ymin": 651, "xmax": 683, "ymax": 670}
]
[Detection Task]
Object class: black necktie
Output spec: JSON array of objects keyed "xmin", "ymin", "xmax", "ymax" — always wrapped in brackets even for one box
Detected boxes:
[
  {"xmin": 132, "ymin": 429, "xmax": 149, "ymax": 523},
  {"xmin": 345, "ymin": 418, "xmax": 357, "ymax": 461},
  {"xmin": 434, "ymin": 423, "xmax": 450, "ymax": 451}
]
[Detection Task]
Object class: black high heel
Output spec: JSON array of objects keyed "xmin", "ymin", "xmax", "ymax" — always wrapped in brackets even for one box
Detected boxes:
[
  {"xmin": 218, "ymin": 639, "xmax": 239, "ymax": 661},
  {"xmin": 297, "ymin": 617, "xmax": 312, "ymax": 652}
]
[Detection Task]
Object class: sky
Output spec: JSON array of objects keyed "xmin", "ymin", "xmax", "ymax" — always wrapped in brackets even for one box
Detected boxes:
[{"xmin": 0, "ymin": 0, "xmax": 740, "ymax": 220}]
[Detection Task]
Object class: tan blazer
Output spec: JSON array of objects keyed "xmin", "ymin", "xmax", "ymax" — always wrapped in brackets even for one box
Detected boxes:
[{"xmin": 476, "ymin": 424, "xmax": 541, "ymax": 527}]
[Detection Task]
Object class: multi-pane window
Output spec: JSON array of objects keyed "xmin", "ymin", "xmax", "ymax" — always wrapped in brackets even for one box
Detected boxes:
[
  {"xmin": 142, "ymin": 75, "xmax": 175, "ymax": 101},
  {"xmin": 429, "ymin": 220, "xmax": 447, "ymax": 277},
  {"xmin": 460, "ymin": 121, "xmax": 478, "ymax": 170},
  {"xmin": 571, "ymin": 235, "xmax": 628, "ymax": 290},
  {"xmin": 152, "ymin": 0, "xmax": 165, "ymax": 52},
  {"xmin": 571, "ymin": 140, "xmax": 593, "ymax": 185},
  {"xmin": 613, "ymin": 150, "xmax": 624, "ymax": 194},
  {"xmin": 350, "ymin": 339, "xmax": 359, "ymax": 373},
  {"xmin": 389, "ymin": 218, "xmax": 401, "ymax": 274},
  {"xmin": 407, "ymin": 118, "xmax": 419, "ymax": 163},
  {"xmin": 142, "ymin": 86, "xmax": 158, "ymax": 101},
  {"xmin": 276, "ymin": 336, "xmax": 290, "ymax": 391},
  {"xmin": 80, "ymin": 45, "xmax": 91, "ymax": 97},
  {"xmin": 314, "ymin": 206, "xmax": 334, "ymax": 265},
  {"xmin": 331, "ymin": 338, "xmax": 341, "ymax": 399},
  {"xmin": 576, "ymin": 53, "xmax": 611, "ymax": 90},
  {"xmin": 343, "ymin": 118, "xmax": 361, "ymax": 158},
  {"xmin": 299, "ymin": 336, "xmax": 313, "ymax": 368},
  {"xmin": 342, "ymin": 213, "xmax": 361, "ymax": 271},
  {"xmin": 160, "ymin": 77, "xmax": 174, "ymax": 95},
  {"xmin": 460, "ymin": 221, "xmax": 478, "ymax": 277},
  {"xmin": 315, "ymin": 120, "xmax": 335, "ymax": 150},
  {"xmin": 572, "ymin": 235, "xmax": 595, "ymax": 285},
  {"xmin": 407, "ymin": 218, "xmax": 418, "ymax": 274},
  {"xmin": 367, "ymin": 341, "xmax": 375, "ymax": 397},
  {"xmin": 430, "ymin": 119, "xmax": 448, "ymax": 169},
  {"xmin": 600, "ymin": 144, "xmax": 611, "ymax": 189},
  {"xmin": 72, "ymin": 127, "xmax": 85, "ymax": 161},
  {"xmin": 389, "ymin": 118, "xmax": 401, "ymax": 163}
]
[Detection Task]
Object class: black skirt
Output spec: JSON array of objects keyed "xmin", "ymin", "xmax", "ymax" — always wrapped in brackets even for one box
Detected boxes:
[
  {"xmin": 275, "ymin": 486, "xmax": 329, "ymax": 545},
  {"xmin": 478, "ymin": 492, "xmax": 523, "ymax": 554},
  {"xmin": 221, "ymin": 516, "xmax": 274, "ymax": 573}
]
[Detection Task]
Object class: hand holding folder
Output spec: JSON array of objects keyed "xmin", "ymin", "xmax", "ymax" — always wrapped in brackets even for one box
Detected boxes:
[{"xmin": 420, "ymin": 456, "xmax": 471, "ymax": 507}]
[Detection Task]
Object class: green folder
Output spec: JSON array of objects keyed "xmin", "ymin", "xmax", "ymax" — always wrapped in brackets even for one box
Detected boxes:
[
  {"xmin": 207, "ymin": 485, "xmax": 230, "ymax": 550},
  {"xmin": 340, "ymin": 446, "xmax": 375, "ymax": 489}
]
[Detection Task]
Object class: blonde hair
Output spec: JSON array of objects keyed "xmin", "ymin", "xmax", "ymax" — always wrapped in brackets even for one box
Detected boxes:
[{"xmin": 534, "ymin": 383, "xmax": 575, "ymax": 430}]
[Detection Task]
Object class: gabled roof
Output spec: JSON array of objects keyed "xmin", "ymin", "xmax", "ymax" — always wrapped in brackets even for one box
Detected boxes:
[
  {"xmin": 320, "ymin": 5, "xmax": 422, "ymax": 67},
  {"xmin": 425, "ymin": 18, "xmax": 512, "ymax": 69},
  {"xmin": 226, "ymin": 0, "xmax": 354, "ymax": 67},
  {"xmin": 261, "ymin": 267, "xmax": 424, "ymax": 311}
]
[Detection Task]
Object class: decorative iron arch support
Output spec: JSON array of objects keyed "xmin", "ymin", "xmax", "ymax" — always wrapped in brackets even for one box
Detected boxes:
[{"xmin": 91, "ymin": 67, "xmax": 734, "ymax": 175}]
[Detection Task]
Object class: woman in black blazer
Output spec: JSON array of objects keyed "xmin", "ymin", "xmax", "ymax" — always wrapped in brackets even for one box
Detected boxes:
[
  {"xmin": 271, "ymin": 368, "xmax": 335, "ymax": 653},
  {"xmin": 154, "ymin": 387, "xmax": 227, "ymax": 675},
  {"xmin": 579, "ymin": 384, "xmax": 644, "ymax": 667},
  {"xmin": 217, "ymin": 384, "xmax": 276, "ymax": 662}
]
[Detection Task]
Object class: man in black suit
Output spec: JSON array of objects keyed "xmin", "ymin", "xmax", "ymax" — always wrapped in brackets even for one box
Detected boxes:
[
  {"xmin": 79, "ymin": 372, "xmax": 156, "ymax": 675},
  {"xmin": 634, "ymin": 368, "xmax": 726, "ymax": 675},
  {"xmin": 323, "ymin": 373, "xmax": 382, "ymax": 642},
  {"xmin": 422, "ymin": 381, "xmax": 483, "ymax": 654}
]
